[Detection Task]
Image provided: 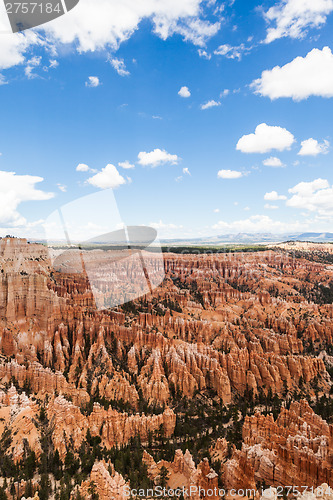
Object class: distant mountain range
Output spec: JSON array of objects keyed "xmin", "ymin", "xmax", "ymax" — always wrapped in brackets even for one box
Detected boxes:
[
  {"xmin": 161, "ymin": 232, "xmax": 333, "ymax": 246},
  {"xmin": 25, "ymin": 232, "xmax": 333, "ymax": 247}
]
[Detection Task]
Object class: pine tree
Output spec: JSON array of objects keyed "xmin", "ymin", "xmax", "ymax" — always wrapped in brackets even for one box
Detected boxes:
[
  {"xmin": 158, "ymin": 466, "xmax": 169, "ymax": 488},
  {"xmin": 0, "ymin": 486, "xmax": 7, "ymax": 500}
]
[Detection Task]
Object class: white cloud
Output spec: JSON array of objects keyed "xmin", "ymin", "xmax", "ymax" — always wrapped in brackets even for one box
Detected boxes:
[
  {"xmin": 150, "ymin": 220, "xmax": 183, "ymax": 238},
  {"xmin": 163, "ymin": 18, "xmax": 220, "ymax": 47},
  {"xmin": 264, "ymin": 191, "xmax": 287, "ymax": 201},
  {"xmin": 213, "ymin": 208, "xmax": 220, "ymax": 213},
  {"xmin": 263, "ymin": 156, "xmax": 284, "ymax": 167},
  {"xmin": 0, "ymin": 0, "xmax": 222, "ymax": 78},
  {"xmin": 85, "ymin": 76, "xmax": 100, "ymax": 87},
  {"xmin": 76, "ymin": 163, "xmax": 90, "ymax": 172},
  {"xmin": 263, "ymin": 0, "xmax": 333, "ymax": 44},
  {"xmin": 0, "ymin": 170, "xmax": 53, "ymax": 226},
  {"xmin": 25, "ymin": 56, "xmax": 42, "ymax": 79},
  {"xmin": 287, "ymin": 178, "xmax": 333, "ymax": 215},
  {"xmin": 49, "ymin": 60, "xmax": 59, "ymax": 68},
  {"xmin": 212, "ymin": 214, "xmax": 306, "ymax": 233},
  {"xmin": 138, "ymin": 148, "xmax": 179, "ymax": 167},
  {"xmin": 150, "ymin": 220, "xmax": 182, "ymax": 229},
  {"xmin": 178, "ymin": 86, "xmax": 191, "ymax": 98},
  {"xmin": 87, "ymin": 164, "xmax": 126, "ymax": 189},
  {"xmin": 220, "ymin": 89, "xmax": 229, "ymax": 97},
  {"xmin": 264, "ymin": 204, "xmax": 279, "ymax": 210},
  {"xmin": 200, "ymin": 99, "xmax": 221, "ymax": 110},
  {"xmin": 198, "ymin": 49, "xmax": 211, "ymax": 59},
  {"xmin": 108, "ymin": 56, "xmax": 130, "ymax": 76},
  {"xmin": 0, "ymin": 25, "xmax": 41, "ymax": 70},
  {"xmin": 214, "ymin": 43, "xmax": 247, "ymax": 60},
  {"xmin": 183, "ymin": 167, "xmax": 191, "ymax": 175},
  {"xmin": 236, "ymin": 123, "xmax": 295, "ymax": 153},
  {"xmin": 57, "ymin": 184, "xmax": 67, "ymax": 192},
  {"xmin": 118, "ymin": 161, "xmax": 135, "ymax": 169},
  {"xmin": 252, "ymin": 47, "xmax": 333, "ymax": 101},
  {"xmin": 298, "ymin": 138, "xmax": 329, "ymax": 156},
  {"xmin": 217, "ymin": 169, "xmax": 243, "ymax": 179},
  {"xmin": 42, "ymin": 0, "xmax": 220, "ymax": 53}
]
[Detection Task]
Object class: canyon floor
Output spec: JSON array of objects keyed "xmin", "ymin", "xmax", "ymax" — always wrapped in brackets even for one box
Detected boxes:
[{"xmin": 0, "ymin": 238, "xmax": 332, "ymax": 499}]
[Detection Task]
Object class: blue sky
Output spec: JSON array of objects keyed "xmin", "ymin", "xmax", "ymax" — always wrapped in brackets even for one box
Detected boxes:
[{"xmin": 0, "ymin": 0, "xmax": 333, "ymax": 240}]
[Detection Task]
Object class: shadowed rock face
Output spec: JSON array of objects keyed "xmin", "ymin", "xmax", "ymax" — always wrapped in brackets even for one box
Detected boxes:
[{"xmin": 0, "ymin": 237, "xmax": 332, "ymax": 497}]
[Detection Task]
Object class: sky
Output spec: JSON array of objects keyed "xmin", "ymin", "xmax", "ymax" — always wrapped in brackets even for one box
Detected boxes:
[{"xmin": 0, "ymin": 0, "xmax": 333, "ymax": 240}]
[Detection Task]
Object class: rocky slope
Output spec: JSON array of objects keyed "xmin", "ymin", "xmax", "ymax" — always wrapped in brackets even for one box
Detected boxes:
[
  {"xmin": 222, "ymin": 400, "xmax": 333, "ymax": 489},
  {"xmin": 0, "ymin": 237, "xmax": 331, "ymax": 498}
]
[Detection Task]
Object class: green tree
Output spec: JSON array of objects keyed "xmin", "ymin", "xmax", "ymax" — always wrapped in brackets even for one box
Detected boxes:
[
  {"xmin": 24, "ymin": 449, "xmax": 36, "ymax": 479},
  {"xmin": 39, "ymin": 473, "xmax": 51, "ymax": 500},
  {"xmin": 25, "ymin": 479, "xmax": 33, "ymax": 498},
  {"xmin": 158, "ymin": 466, "xmax": 169, "ymax": 488},
  {"xmin": 88, "ymin": 482, "xmax": 99, "ymax": 500},
  {"xmin": 52, "ymin": 449, "xmax": 63, "ymax": 481}
]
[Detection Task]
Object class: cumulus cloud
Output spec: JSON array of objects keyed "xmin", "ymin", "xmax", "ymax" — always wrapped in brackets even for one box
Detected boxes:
[
  {"xmin": 236, "ymin": 123, "xmax": 295, "ymax": 153},
  {"xmin": 76, "ymin": 163, "xmax": 90, "ymax": 172},
  {"xmin": 252, "ymin": 47, "xmax": 333, "ymax": 101},
  {"xmin": 0, "ymin": 24, "xmax": 41, "ymax": 70},
  {"xmin": 85, "ymin": 76, "xmax": 100, "ymax": 87},
  {"xmin": 138, "ymin": 148, "xmax": 179, "ymax": 167},
  {"xmin": 108, "ymin": 56, "xmax": 130, "ymax": 76},
  {"xmin": 287, "ymin": 178, "xmax": 333, "ymax": 215},
  {"xmin": 0, "ymin": 2, "xmax": 50, "ymax": 79},
  {"xmin": 0, "ymin": 0, "xmax": 222, "ymax": 75},
  {"xmin": 264, "ymin": 191, "xmax": 287, "ymax": 201},
  {"xmin": 118, "ymin": 161, "xmax": 135, "ymax": 169},
  {"xmin": 298, "ymin": 138, "xmax": 329, "ymax": 156},
  {"xmin": 212, "ymin": 215, "xmax": 306, "ymax": 233},
  {"xmin": 263, "ymin": 0, "xmax": 333, "ymax": 44},
  {"xmin": 178, "ymin": 86, "xmax": 191, "ymax": 98},
  {"xmin": 150, "ymin": 220, "xmax": 183, "ymax": 230},
  {"xmin": 87, "ymin": 164, "xmax": 126, "ymax": 189},
  {"xmin": 217, "ymin": 169, "xmax": 243, "ymax": 179},
  {"xmin": 183, "ymin": 167, "xmax": 191, "ymax": 175},
  {"xmin": 263, "ymin": 157, "xmax": 284, "ymax": 167},
  {"xmin": 42, "ymin": 0, "xmax": 220, "ymax": 53},
  {"xmin": 149, "ymin": 219, "xmax": 184, "ymax": 238},
  {"xmin": 0, "ymin": 170, "xmax": 53, "ymax": 226},
  {"xmin": 200, "ymin": 100, "xmax": 221, "ymax": 110},
  {"xmin": 264, "ymin": 204, "xmax": 279, "ymax": 210}
]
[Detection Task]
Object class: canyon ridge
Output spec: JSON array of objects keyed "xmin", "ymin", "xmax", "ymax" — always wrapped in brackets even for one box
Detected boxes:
[{"xmin": 0, "ymin": 237, "xmax": 332, "ymax": 499}]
